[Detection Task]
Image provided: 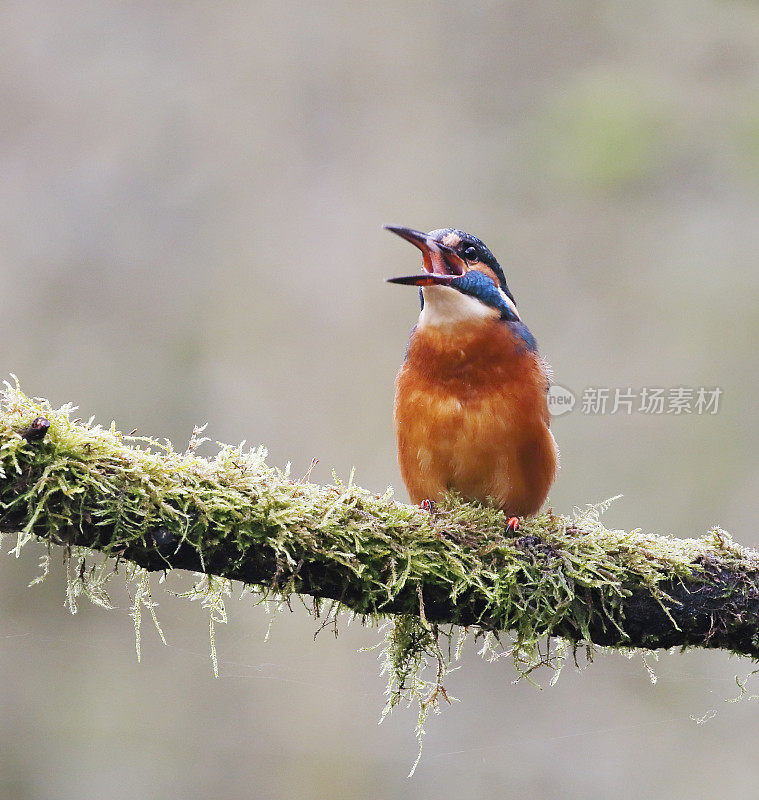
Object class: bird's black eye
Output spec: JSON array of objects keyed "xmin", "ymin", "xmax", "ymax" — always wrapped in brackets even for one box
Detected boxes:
[{"xmin": 463, "ymin": 246, "xmax": 479, "ymax": 262}]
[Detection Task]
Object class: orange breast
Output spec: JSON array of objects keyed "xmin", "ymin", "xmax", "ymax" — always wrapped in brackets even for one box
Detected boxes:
[{"xmin": 394, "ymin": 320, "xmax": 558, "ymax": 517}]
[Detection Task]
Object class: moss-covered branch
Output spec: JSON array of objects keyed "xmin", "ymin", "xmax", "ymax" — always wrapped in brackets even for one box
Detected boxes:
[{"xmin": 2, "ymin": 382, "xmax": 759, "ymax": 661}]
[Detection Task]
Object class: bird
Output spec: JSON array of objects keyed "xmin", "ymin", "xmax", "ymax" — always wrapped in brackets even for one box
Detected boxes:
[{"xmin": 385, "ymin": 225, "xmax": 558, "ymax": 530}]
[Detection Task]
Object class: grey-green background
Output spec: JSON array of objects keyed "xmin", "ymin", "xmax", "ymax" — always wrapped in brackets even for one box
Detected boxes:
[{"xmin": 3, "ymin": 1, "xmax": 759, "ymax": 798}]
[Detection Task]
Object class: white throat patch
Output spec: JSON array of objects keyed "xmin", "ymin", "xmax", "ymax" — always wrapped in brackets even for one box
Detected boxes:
[{"xmin": 418, "ymin": 285, "xmax": 499, "ymax": 329}]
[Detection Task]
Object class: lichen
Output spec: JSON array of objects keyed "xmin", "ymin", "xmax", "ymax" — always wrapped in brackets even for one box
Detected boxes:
[{"xmin": 1, "ymin": 378, "xmax": 758, "ymax": 769}]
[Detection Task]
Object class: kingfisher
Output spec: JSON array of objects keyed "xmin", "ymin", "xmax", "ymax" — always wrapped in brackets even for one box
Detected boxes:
[{"xmin": 386, "ymin": 226, "xmax": 558, "ymax": 530}]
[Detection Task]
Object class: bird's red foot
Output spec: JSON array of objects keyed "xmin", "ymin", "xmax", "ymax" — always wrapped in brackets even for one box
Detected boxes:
[
  {"xmin": 420, "ymin": 499, "xmax": 437, "ymax": 513},
  {"xmin": 506, "ymin": 517, "xmax": 520, "ymax": 533}
]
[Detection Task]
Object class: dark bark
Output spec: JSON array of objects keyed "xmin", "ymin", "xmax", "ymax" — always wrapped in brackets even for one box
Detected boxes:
[{"xmin": 21, "ymin": 518, "xmax": 759, "ymax": 660}]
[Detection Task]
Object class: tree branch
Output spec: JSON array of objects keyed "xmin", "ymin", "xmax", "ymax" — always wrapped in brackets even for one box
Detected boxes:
[{"xmin": 2, "ymin": 384, "xmax": 759, "ymax": 660}]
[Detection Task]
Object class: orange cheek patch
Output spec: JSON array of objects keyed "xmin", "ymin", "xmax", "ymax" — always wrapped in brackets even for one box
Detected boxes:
[{"xmin": 470, "ymin": 264, "xmax": 500, "ymax": 288}]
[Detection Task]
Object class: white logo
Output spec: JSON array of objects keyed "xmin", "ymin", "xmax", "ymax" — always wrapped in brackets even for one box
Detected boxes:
[{"xmin": 548, "ymin": 384, "xmax": 576, "ymax": 417}]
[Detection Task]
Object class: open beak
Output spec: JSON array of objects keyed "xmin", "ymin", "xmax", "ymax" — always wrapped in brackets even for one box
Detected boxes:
[{"xmin": 384, "ymin": 225, "xmax": 465, "ymax": 286}]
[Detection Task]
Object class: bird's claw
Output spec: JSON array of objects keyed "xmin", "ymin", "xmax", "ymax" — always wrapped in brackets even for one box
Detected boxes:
[{"xmin": 506, "ymin": 516, "xmax": 520, "ymax": 533}]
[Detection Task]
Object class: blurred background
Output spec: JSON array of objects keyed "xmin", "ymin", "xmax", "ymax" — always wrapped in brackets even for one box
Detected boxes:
[{"xmin": 2, "ymin": 0, "xmax": 759, "ymax": 797}]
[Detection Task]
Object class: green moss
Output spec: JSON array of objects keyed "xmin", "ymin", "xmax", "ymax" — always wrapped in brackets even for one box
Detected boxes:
[{"xmin": 0, "ymin": 379, "xmax": 755, "ymax": 770}]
